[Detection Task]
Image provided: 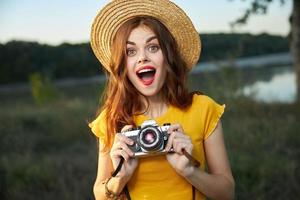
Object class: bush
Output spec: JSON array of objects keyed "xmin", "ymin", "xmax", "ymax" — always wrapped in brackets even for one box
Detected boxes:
[{"xmin": 29, "ymin": 73, "xmax": 57, "ymax": 105}]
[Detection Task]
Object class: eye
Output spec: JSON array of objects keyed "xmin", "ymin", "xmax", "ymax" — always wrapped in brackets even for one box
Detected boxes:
[
  {"xmin": 148, "ymin": 44, "xmax": 160, "ymax": 53},
  {"xmin": 126, "ymin": 48, "xmax": 136, "ymax": 56}
]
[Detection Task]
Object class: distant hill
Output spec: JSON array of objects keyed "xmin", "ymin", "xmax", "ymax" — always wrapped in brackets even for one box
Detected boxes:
[
  {"xmin": 0, "ymin": 33, "xmax": 289, "ymax": 84},
  {"xmin": 200, "ymin": 33, "xmax": 289, "ymax": 61}
]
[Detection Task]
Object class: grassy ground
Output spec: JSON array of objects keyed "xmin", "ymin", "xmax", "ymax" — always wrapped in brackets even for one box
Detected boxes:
[{"xmin": 0, "ymin": 71, "xmax": 299, "ymax": 199}]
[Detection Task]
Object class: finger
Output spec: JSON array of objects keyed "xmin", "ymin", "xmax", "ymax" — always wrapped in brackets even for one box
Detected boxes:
[
  {"xmin": 121, "ymin": 125, "xmax": 134, "ymax": 133},
  {"xmin": 173, "ymin": 138, "xmax": 194, "ymax": 153},
  {"xmin": 119, "ymin": 142, "xmax": 134, "ymax": 157},
  {"xmin": 165, "ymin": 130, "xmax": 186, "ymax": 151},
  {"xmin": 111, "ymin": 140, "xmax": 124, "ymax": 151},
  {"xmin": 120, "ymin": 149, "xmax": 131, "ymax": 161},
  {"xmin": 114, "ymin": 133, "xmax": 134, "ymax": 145},
  {"xmin": 111, "ymin": 149, "xmax": 130, "ymax": 161},
  {"xmin": 171, "ymin": 131, "xmax": 190, "ymax": 140},
  {"xmin": 112, "ymin": 140, "xmax": 134, "ymax": 156},
  {"xmin": 173, "ymin": 141, "xmax": 190, "ymax": 154},
  {"xmin": 167, "ymin": 124, "xmax": 184, "ymax": 134},
  {"xmin": 165, "ymin": 131, "xmax": 177, "ymax": 151},
  {"xmin": 173, "ymin": 135, "xmax": 191, "ymax": 144}
]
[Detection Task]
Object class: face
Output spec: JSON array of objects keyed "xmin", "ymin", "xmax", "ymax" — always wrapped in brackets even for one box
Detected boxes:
[{"xmin": 125, "ymin": 25, "xmax": 167, "ymax": 97}]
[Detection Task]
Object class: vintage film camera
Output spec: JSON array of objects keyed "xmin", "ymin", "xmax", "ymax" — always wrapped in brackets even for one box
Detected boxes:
[{"xmin": 122, "ymin": 120, "xmax": 171, "ymax": 157}]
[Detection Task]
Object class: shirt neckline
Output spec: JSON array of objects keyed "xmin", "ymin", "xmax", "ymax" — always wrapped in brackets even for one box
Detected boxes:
[{"xmin": 138, "ymin": 104, "xmax": 173, "ymax": 122}]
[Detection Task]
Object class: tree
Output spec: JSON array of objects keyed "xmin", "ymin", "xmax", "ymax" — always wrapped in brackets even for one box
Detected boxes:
[{"xmin": 231, "ymin": 0, "xmax": 300, "ymax": 103}]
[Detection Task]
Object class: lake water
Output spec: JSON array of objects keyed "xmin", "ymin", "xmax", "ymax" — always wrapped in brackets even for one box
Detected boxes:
[
  {"xmin": 242, "ymin": 66, "xmax": 296, "ymax": 103},
  {"xmin": 190, "ymin": 65, "xmax": 296, "ymax": 103}
]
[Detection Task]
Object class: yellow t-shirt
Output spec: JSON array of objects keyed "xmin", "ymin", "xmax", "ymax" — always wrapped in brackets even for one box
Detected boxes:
[{"xmin": 89, "ymin": 94, "xmax": 225, "ymax": 200}]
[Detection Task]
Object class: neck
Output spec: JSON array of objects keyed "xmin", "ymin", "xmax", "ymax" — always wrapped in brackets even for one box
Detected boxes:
[{"xmin": 142, "ymin": 94, "xmax": 168, "ymax": 119}]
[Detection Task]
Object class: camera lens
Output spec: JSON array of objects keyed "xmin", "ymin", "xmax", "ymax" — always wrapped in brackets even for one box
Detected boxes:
[
  {"xmin": 138, "ymin": 127, "xmax": 162, "ymax": 151},
  {"xmin": 143, "ymin": 130, "xmax": 157, "ymax": 144}
]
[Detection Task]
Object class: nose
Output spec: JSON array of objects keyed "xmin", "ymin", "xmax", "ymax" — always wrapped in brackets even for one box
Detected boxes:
[
  {"xmin": 138, "ymin": 57, "xmax": 149, "ymax": 64},
  {"xmin": 137, "ymin": 50, "xmax": 149, "ymax": 64}
]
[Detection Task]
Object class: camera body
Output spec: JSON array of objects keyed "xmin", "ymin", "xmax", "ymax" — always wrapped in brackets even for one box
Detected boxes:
[{"xmin": 122, "ymin": 120, "xmax": 171, "ymax": 157}]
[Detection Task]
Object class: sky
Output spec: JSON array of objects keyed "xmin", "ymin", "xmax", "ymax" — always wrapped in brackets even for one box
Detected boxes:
[{"xmin": 0, "ymin": 0, "xmax": 292, "ymax": 45}]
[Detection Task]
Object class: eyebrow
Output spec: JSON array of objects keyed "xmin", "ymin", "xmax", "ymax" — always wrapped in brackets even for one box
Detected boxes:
[{"xmin": 126, "ymin": 36, "xmax": 157, "ymax": 45}]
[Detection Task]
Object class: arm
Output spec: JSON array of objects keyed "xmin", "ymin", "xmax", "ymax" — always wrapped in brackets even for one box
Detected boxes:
[
  {"xmin": 166, "ymin": 121, "xmax": 235, "ymax": 200},
  {"xmin": 93, "ymin": 141, "xmax": 125, "ymax": 200},
  {"xmin": 93, "ymin": 143, "xmax": 110, "ymax": 200},
  {"xmin": 93, "ymin": 126, "xmax": 138, "ymax": 200},
  {"xmin": 184, "ymin": 121, "xmax": 235, "ymax": 200}
]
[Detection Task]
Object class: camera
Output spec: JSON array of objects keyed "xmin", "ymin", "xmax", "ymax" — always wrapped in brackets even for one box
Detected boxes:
[{"xmin": 122, "ymin": 120, "xmax": 171, "ymax": 157}]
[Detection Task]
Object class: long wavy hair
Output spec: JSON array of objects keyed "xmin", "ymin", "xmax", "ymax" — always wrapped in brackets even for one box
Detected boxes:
[{"xmin": 99, "ymin": 16, "xmax": 195, "ymax": 150}]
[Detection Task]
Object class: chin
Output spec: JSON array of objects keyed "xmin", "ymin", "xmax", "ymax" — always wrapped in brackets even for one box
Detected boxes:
[
  {"xmin": 139, "ymin": 87, "xmax": 163, "ymax": 98},
  {"xmin": 140, "ymin": 91, "xmax": 158, "ymax": 97}
]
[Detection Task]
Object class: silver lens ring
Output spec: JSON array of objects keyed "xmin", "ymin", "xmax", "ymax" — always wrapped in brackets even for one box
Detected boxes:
[{"xmin": 138, "ymin": 126, "xmax": 161, "ymax": 150}]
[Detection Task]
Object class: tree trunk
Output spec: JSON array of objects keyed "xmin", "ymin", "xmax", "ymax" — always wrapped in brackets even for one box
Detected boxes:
[{"xmin": 291, "ymin": 0, "xmax": 300, "ymax": 103}]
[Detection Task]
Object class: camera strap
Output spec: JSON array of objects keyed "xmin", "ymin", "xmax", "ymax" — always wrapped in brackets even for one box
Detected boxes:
[
  {"xmin": 182, "ymin": 149, "xmax": 201, "ymax": 168},
  {"xmin": 192, "ymin": 186, "xmax": 196, "ymax": 200},
  {"xmin": 111, "ymin": 157, "xmax": 131, "ymax": 200}
]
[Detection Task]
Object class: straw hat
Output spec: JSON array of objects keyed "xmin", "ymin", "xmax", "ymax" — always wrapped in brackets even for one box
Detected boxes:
[{"xmin": 90, "ymin": 0, "xmax": 201, "ymax": 72}]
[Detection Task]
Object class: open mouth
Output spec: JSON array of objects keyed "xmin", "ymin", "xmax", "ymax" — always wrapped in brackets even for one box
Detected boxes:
[{"xmin": 136, "ymin": 66, "xmax": 156, "ymax": 86}]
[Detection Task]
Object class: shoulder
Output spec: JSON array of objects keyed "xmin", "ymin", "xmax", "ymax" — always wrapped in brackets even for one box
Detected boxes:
[
  {"xmin": 89, "ymin": 109, "xmax": 107, "ymax": 138},
  {"xmin": 188, "ymin": 93, "xmax": 225, "ymax": 123},
  {"xmin": 191, "ymin": 93, "xmax": 225, "ymax": 138},
  {"xmin": 191, "ymin": 93, "xmax": 224, "ymax": 110}
]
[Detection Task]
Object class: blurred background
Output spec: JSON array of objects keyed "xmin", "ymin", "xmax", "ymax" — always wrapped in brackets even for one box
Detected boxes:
[{"xmin": 0, "ymin": 0, "xmax": 299, "ymax": 199}]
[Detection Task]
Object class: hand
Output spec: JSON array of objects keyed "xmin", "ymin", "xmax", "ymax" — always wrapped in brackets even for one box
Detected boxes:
[
  {"xmin": 110, "ymin": 125, "xmax": 138, "ymax": 181},
  {"xmin": 165, "ymin": 124, "xmax": 194, "ymax": 176}
]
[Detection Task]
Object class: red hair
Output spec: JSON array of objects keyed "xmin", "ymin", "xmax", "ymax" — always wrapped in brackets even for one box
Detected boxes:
[{"xmin": 98, "ymin": 16, "xmax": 194, "ymax": 150}]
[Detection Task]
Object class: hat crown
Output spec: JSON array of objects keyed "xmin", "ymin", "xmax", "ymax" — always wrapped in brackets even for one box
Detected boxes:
[{"xmin": 91, "ymin": 0, "xmax": 201, "ymax": 72}]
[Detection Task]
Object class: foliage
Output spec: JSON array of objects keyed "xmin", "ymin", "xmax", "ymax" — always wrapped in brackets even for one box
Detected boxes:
[
  {"xmin": 0, "ymin": 41, "xmax": 101, "ymax": 84},
  {"xmin": 200, "ymin": 33, "xmax": 288, "ymax": 61},
  {"xmin": 29, "ymin": 73, "xmax": 57, "ymax": 105},
  {"xmin": 0, "ymin": 33, "xmax": 289, "ymax": 84},
  {"xmin": 230, "ymin": 0, "xmax": 287, "ymax": 27}
]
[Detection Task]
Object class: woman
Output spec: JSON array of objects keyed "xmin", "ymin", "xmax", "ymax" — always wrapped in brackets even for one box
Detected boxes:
[{"xmin": 89, "ymin": 0, "xmax": 235, "ymax": 199}]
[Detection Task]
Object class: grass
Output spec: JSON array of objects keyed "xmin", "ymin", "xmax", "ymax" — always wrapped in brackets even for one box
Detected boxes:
[
  {"xmin": 0, "ymin": 84, "xmax": 101, "ymax": 200},
  {"xmin": 0, "ymin": 70, "xmax": 299, "ymax": 199},
  {"xmin": 224, "ymin": 99, "xmax": 300, "ymax": 199}
]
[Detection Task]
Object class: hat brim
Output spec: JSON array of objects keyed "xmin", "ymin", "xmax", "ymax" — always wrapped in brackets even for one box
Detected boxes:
[{"xmin": 91, "ymin": 0, "xmax": 201, "ymax": 72}]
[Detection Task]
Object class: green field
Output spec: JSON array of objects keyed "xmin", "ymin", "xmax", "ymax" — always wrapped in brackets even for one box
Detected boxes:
[{"xmin": 0, "ymin": 71, "xmax": 299, "ymax": 199}]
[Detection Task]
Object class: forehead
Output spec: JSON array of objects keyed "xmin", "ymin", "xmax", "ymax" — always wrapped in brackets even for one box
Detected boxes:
[{"xmin": 127, "ymin": 25, "xmax": 157, "ymax": 42}]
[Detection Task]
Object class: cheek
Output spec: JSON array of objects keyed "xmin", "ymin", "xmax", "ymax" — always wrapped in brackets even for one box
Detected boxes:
[
  {"xmin": 157, "ymin": 55, "xmax": 167, "ymax": 74},
  {"xmin": 126, "ymin": 56, "xmax": 136, "ymax": 69},
  {"xmin": 156, "ymin": 53, "xmax": 165, "ymax": 67},
  {"xmin": 126, "ymin": 61, "xmax": 136, "ymax": 81},
  {"xmin": 125, "ymin": 58, "xmax": 133, "ymax": 72}
]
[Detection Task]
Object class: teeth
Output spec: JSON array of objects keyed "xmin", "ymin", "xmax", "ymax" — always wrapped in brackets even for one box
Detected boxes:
[{"xmin": 138, "ymin": 68, "xmax": 155, "ymax": 74}]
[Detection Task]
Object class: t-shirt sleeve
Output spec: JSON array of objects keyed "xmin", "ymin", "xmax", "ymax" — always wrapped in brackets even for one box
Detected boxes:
[
  {"xmin": 88, "ymin": 110, "xmax": 107, "ymax": 140},
  {"xmin": 196, "ymin": 95, "xmax": 225, "ymax": 140}
]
